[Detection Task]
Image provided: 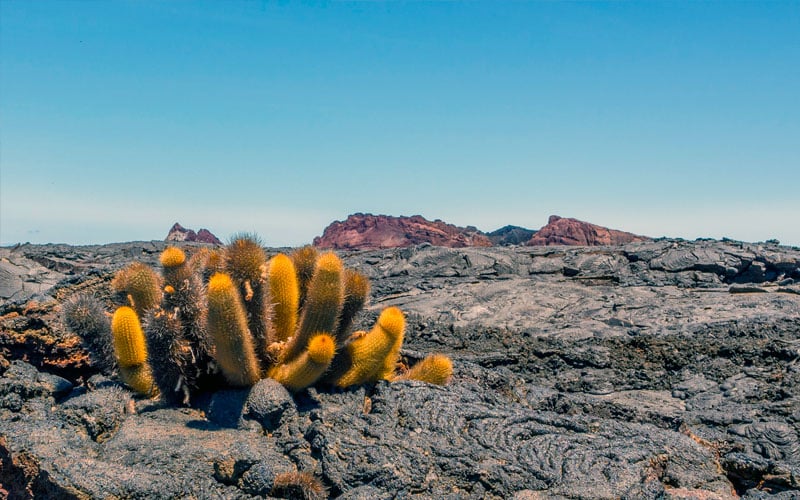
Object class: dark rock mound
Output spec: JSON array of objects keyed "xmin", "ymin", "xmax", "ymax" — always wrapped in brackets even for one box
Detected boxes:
[
  {"xmin": 487, "ymin": 225, "xmax": 537, "ymax": 246},
  {"xmin": 313, "ymin": 213, "xmax": 492, "ymax": 249},
  {"xmin": 527, "ymin": 215, "xmax": 650, "ymax": 246}
]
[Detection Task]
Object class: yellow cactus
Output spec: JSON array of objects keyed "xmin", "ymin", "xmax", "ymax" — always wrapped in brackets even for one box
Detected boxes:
[
  {"xmin": 160, "ymin": 246, "xmax": 192, "ymax": 292},
  {"xmin": 206, "ymin": 273, "xmax": 261, "ymax": 386},
  {"xmin": 225, "ymin": 234, "xmax": 266, "ymax": 287},
  {"xmin": 282, "ymin": 252, "xmax": 344, "ymax": 363},
  {"xmin": 112, "ymin": 262, "xmax": 162, "ymax": 316},
  {"xmin": 187, "ymin": 247, "xmax": 224, "ymax": 278},
  {"xmin": 160, "ymin": 246, "xmax": 186, "ymax": 269},
  {"xmin": 290, "ymin": 245, "xmax": 318, "ymax": 307},
  {"xmin": 375, "ymin": 306, "xmax": 405, "ymax": 380},
  {"xmin": 111, "ymin": 306, "xmax": 156, "ymax": 396},
  {"xmin": 119, "ymin": 364, "xmax": 158, "ymax": 396},
  {"xmin": 225, "ymin": 234, "xmax": 272, "ymax": 355},
  {"xmin": 334, "ymin": 307, "xmax": 405, "ymax": 388},
  {"xmin": 400, "ymin": 354, "xmax": 453, "ymax": 385},
  {"xmin": 268, "ymin": 254, "xmax": 299, "ymax": 343},
  {"xmin": 336, "ymin": 269, "xmax": 370, "ymax": 343},
  {"xmin": 111, "ymin": 306, "xmax": 148, "ymax": 367},
  {"xmin": 269, "ymin": 333, "xmax": 335, "ymax": 392}
]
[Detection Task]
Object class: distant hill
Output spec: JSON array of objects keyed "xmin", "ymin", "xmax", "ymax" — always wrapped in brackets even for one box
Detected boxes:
[
  {"xmin": 486, "ymin": 225, "xmax": 537, "ymax": 246},
  {"xmin": 165, "ymin": 223, "xmax": 222, "ymax": 245},
  {"xmin": 526, "ymin": 215, "xmax": 649, "ymax": 246},
  {"xmin": 313, "ymin": 213, "xmax": 492, "ymax": 249},
  {"xmin": 313, "ymin": 214, "xmax": 650, "ymax": 249}
]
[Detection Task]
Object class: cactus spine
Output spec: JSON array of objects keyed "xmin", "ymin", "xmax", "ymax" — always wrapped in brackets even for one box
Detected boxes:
[
  {"xmin": 332, "ymin": 307, "xmax": 405, "ymax": 388},
  {"xmin": 111, "ymin": 306, "xmax": 155, "ymax": 395},
  {"xmin": 268, "ymin": 254, "xmax": 299, "ymax": 343},
  {"xmin": 399, "ymin": 354, "xmax": 453, "ymax": 385},
  {"xmin": 282, "ymin": 252, "xmax": 344, "ymax": 363},
  {"xmin": 269, "ymin": 333, "xmax": 335, "ymax": 392},
  {"xmin": 206, "ymin": 273, "xmax": 261, "ymax": 386}
]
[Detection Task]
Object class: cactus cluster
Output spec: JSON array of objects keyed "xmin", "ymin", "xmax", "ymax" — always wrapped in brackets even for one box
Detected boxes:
[{"xmin": 64, "ymin": 236, "xmax": 453, "ymax": 402}]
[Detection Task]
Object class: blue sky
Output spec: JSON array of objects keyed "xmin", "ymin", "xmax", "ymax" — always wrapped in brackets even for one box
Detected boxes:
[{"xmin": 2, "ymin": 1, "xmax": 798, "ymax": 246}]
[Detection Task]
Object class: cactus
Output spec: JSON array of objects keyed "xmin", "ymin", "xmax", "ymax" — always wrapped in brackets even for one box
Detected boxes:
[
  {"xmin": 291, "ymin": 245, "xmax": 318, "ymax": 308},
  {"xmin": 399, "ymin": 354, "xmax": 453, "ymax": 385},
  {"xmin": 119, "ymin": 364, "xmax": 157, "ymax": 397},
  {"xmin": 206, "ymin": 272, "xmax": 261, "ymax": 386},
  {"xmin": 143, "ymin": 309, "xmax": 194, "ymax": 404},
  {"xmin": 62, "ymin": 294, "xmax": 116, "ymax": 373},
  {"xmin": 335, "ymin": 269, "xmax": 370, "ymax": 344},
  {"xmin": 225, "ymin": 234, "xmax": 273, "ymax": 359},
  {"xmin": 160, "ymin": 246, "xmax": 192, "ymax": 288},
  {"xmin": 267, "ymin": 254, "xmax": 299, "ymax": 343},
  {"xmin": 282, "ymin": 252, "xmax": 344, "ymax": 363},
  {"xmin": 271, "ymin": 471, "xmax": 326, "ymax": 500},
  {"xmin": 67, "ymin": 232, "xmax": 452, "ymax": 402},
  {"xmin": 111, "ymin": 306, "xmax": 156, "ymax": 395},
  {"xmin": 331, "ymin": 307, "xmax": 405, "ymax": 388},
  {"xmin": 159, "ymin": 248, "xmax": 210, "ymax": 355},
  {"xmin": 112, "ymin": 262, "xmax": 163, "ymax": 316},
  {"xmin": 111, "ymin": 306, "xmax": 148, "ymax": 367},
  {"xmin": 160, "ymin": 246, "xmax": 186, "ymax": 270},
  {"xmin": 268, "ymin": 333, "xmax": 335, "ymax": 392},
  {"xmin": 375, "ymin": 306, "xmax": 405, "ymax": 381}
]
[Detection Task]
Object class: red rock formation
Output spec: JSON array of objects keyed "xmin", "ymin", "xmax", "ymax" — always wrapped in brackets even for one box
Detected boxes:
[
  {"xmin": 165, "ymin": 223, "xmax": 222, "ymax": 245},
  {"xmin": 526, "ymin": 215, "xmax": 649, "ymax": 246},
  {"xmin": 313, "ymin": 214, "xmax": 492, "ymax": 250}
]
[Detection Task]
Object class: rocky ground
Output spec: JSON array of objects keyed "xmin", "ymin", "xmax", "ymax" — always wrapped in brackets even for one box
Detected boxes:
[{"xmin": 1, "ymin": 239, "xmax": 799, "ymax": 499}]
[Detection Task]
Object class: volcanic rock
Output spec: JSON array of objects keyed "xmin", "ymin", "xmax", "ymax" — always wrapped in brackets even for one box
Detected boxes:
[
  {"xmin": 313, "ymin": 213, "xmax": 492, "ymax": 249},
  {"xmin": 165, "ymin": 223, "xmax": 222, "ymax": 245},
  {"xmin": 527, "ymin": 215, "xmax": 650, "ymax": 246},
  {"xmin": 486, "ymin": 225, "xmax": 537, "ymax": 246},
  {"xmin": 1, "ymin": 238, "xmax": 800, "ymax": 498}
]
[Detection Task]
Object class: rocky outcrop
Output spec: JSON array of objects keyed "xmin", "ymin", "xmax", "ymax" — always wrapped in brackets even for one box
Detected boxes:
[
  {"xmin": 313, "ymin": 213, "xmax": 492, "ymax": 249},
  {"xmin": 527, "ymin": 215, "xmax": 650, "ymax": 246},
  {"xmin": 1, "ymin": 239, "xmax": 800, "ymax": 498},
  {"xmin": 486, "ymin": 225, "xmax": 537, "ymax": 246},
  {"xmin": 165, "ymin": 223, "xmax": 222, "ymax": 245}
]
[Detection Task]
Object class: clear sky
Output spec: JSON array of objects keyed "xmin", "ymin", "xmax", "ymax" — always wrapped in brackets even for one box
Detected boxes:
[{"xmin": 1, "ymin": 1, "xmax": 798, "ymax": 246}]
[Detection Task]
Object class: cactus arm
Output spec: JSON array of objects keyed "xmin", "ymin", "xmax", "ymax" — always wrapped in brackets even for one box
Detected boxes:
[
  {"xmin": 282, "ymin": 252, "xmax": 344, "ymax": 363},
  {"xmin": 269, "ymin": 333, "xmax": 335, "ymax": 392},
  {"xmin": 112, "ymin": 263, "xmax": 163, "ymax": 316},
  {"xmin": 333, "ymin": 307, "xmax": 405, "ymax": 388},
  {"xmin": 206, "ymin": 273, "xmax": 261, "ymax": 386},
  {"xmin": 268, "ymin": 254, "xmax": 300, "ymax": 343},
  {"xmin": 398, "ymin": 354, "xmax": 453, "ymax": 385},
  {"xmin": 335, "ymin": 269, "xmax": 370, "ymax": 344}
]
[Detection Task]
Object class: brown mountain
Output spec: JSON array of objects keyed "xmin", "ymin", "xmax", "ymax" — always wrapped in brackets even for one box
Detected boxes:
[
  {"xmin": 165, "ymin": 223, "xmax": 222, "ymax": 245},
  {"xmin": 313, "ymin": 213, "xmax": 492, "ymax": 249},
  {"xmin": 526, "ymin": 215, "xmax": 649, "ymax": 246}
]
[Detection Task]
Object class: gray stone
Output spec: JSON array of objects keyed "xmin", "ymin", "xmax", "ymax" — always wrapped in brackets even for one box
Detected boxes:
[{"xmin": 1, "ymin": 239, "xmax": 800, "ymax": 498}]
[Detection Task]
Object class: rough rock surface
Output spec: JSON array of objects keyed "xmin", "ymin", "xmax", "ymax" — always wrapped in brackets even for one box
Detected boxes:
[
  {"xmin": 165, "ymin": 222, "xmax": 222, "ymax": 245},
  {"xmin": 2, "ymin": 238, "xmax": 800, "ymax": 498},
  {"xmin": 313, "ymin": 213, "xmax": 492, "ymax": 249},
  {"xmin": 527, "ymin": 215, "xmax": 650, "ymax": 246},
  {"xmin": 486, "ymin": 225, "xmax": 537, "ymax": 246}
]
